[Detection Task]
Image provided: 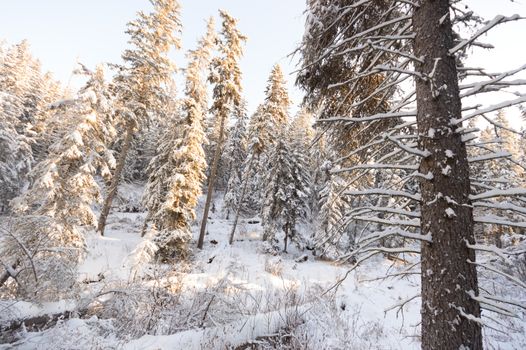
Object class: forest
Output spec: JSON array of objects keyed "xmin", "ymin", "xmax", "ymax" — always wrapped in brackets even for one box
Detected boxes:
[{"xmin": 0, "ymin": 0, "xmax": 525, "ymax": 349}]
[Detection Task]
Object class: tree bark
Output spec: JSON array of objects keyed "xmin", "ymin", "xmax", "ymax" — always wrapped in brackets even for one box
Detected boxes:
[
  {"xmin": 141, "ymin": 213, "xmax": 150, "ymax": 237},
  {"xmin": 198, "ymin": 113, "xmax": 227, "ymax": 249},
  {"xmin": 413, "ymin": 1, "xmax": 482, "ymax": 349},
  {"xmin": 97, "ymin": 120, "xmax": 135, "ymax": 236},
  {"xmin": 283, "ymin": 223, "xmax": 289, "ymax": 253},
  {"xmin": 229, "ymin": 154, "xmax": 255, "ymax": 245}
]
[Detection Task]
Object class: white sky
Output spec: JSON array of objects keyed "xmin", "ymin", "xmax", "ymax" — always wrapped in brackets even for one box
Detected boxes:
[{"xmin": 0, "ymin": 0, "xmax": 524, "ymax": 125}]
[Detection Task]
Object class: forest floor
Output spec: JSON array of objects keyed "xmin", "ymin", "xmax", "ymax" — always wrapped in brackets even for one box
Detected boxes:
[{"xmin": 1, "ymin": 190, "xmax": 525, "ymax": 349}]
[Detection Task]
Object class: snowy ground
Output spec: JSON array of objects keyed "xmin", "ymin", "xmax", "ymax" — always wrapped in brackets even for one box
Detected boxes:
[{"xmin": 1, "ymin": 194, "xmax": 525, "ymax": 349}]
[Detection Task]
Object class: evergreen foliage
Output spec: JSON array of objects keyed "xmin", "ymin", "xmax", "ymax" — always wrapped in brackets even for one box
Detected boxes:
[
  {"xmin": 261, "ymin": 124, "xmax": 311, "ymax": 252},
  {"xmin": 143, "ymin": 18, "xmax": 215, "ymax": 259}
]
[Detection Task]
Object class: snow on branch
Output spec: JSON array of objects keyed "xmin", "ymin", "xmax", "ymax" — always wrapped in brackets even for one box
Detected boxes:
[
  {"xmin": 473, "ymin": 216, "xmax": 526, "ymax": 229},
  {"xmin": 354, "ymin": 246, "xmax": 421, "ymax": 256},
  {"xmin": 348, "ymin": 206, "xmax": 421, "ymax": 219},
  {"xmin": 470, "ymin": 188, "xmax": 526, "ymax": 201},
  {"xmin": 465, "ymin": 241, "xmax": 514, "ymax": 262},
  {"xmin": 337, "ymin": 14, "xmax": 412, "ymax": 48},
  {"xmin": 358, "ymin": 227, "xmax": 431, "ymax": 247},
  {"xmin": 452, "ymin": 94, "xmax": 526, "ymax": 125},
  {"xmin": 452, "ymin": 305, "xmax": 485, "ymax": 326},
  {"xmin": 467, "ymin": 291, "xmax": 519, "ymax": 318},
  {"xmin": 468, "ymin": 151, "xmax": 511, "ymax": 163},
  {"xmin": 449, "ymin": 14, "xmax": 524, "ymax": 55},
  {"xmin": 472, "ymin": 292, "xmax": 526, "ymax": 312},
  {"xmin": 334, "ymin": 163, "xmax": 418, "ymax": 173},
  {"xmin": 386, "ymin": 135, "xmax": 430, "ymax": 157},
  {"xmin": 344, "ymin": 189, "xmax": 421, "ymax": 202},
  {"xmin": 459, "ymin": 64, "xmax": 526, "ymax": 98},
  {"xmin": 468, "ymin": 260, "xmax": 526, "ymax": 290},
  {"xmin": 472, "ymin": 201, "xmax": 526, "ymax": 216},
  {"xmin": 316, "ymin": 110, "xmax": 416, "ymax": 124},
  {"xmin": 353, "ymin": 215, "xmax": 420, "ymax": 228}
]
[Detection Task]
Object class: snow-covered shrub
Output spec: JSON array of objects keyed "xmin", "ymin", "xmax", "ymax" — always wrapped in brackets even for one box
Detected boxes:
[
  {"xmin": 0, "ymin": 216, "xmax": 81, "ymax": 301},
  {"xmin": 5, "ymin": 316, "xmax": 119, "ymax": 350},
  {"xmin": 264, "ymin": 257, "xmax": 283, "ymax": 277},
  {"xmin": 260, "ymin": 298, "xmax": 386, "ymax": 350},
  {"xmin": 114, "ymin": 182, "xmax": 145, "ymax": 213},
  {"xmin": 151, "ymin": 227, "xmax": 192, "ymax": 262},
  {"xmin": 97, "ymin": 279, "xmax": 185, "ymax": 338},
  {"xmin": 126, "ymin": 232, "xmax": 159, "ymax": 280}
]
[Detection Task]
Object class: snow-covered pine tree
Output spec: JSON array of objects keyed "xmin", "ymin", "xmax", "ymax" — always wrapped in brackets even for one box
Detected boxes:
[
  {"xmin": 290, "ymin": 108, "xmax": 315, "ymax": 150},
  {"xmin": 98, "ymin": 0, "xmax": 181, "ymax": 236},
  {"xmin": 29, "ymin": 71, "xmax": 62, "ymax": 163},
  {"xmin": 261, "ymin": 125, "xmax": 311, "ymax": 252},
  {"xmin": 0, "ymin": 41, "xmax": 33, "ymax": 128},
  {"xmin": 3, "ymin": 65, "xmax": 115, "ymax": 298},
  {"xmin": 0, "ymin": 40, "xmax": 62, "ymax": 212},
  {"xmin": 0, "ymin": 41, "xmax": 61, "ymax": 133},
  {"xmin": 143, "ymin": 18, "xmax": 215, "ymax": 260},
  {"xmin": 0, "ymin": 95, "xmax": 32, "ymax": 212},
  {"xmin": 262, "ymin": 64, "xmax": 291, "ymax": 136},
  {"xmin": 240, "ymin": 104, "xmax": 268, "ymax": 213},
  {"xmin": 13, "ymin": 64, "xmax": 115, "ymax": 231},
  {"xmin": 312, "ymin": 162, "xmax": 351, "ymax": 258},
  {"xmin": 240, "ymin": 65, "xmax": 292, "ymax": 214},
  {"xmin": 296, "ymin": 0, "xmax": 396, "ymax": 166},
  {"xmin": 297, "ymin": 1, "xmax": 526, "ymax": 348},
  {"xmin": 228, "ymin": 67, "xmax": 293, "ymax": 244},
  {"xmin": 198, "ymin": 10, "xmax": 246, "ymax": 249},
  {"xmin": 223, "ymin": 100, "xmax": 248, "ymax": 219}
]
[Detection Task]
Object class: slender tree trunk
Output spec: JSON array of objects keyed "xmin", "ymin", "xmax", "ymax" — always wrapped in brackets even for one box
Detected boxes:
[
  {"xmin": 283, "ymin": 223, "xmax": 288, "ymax": 253},
  {"xmin": 198, "ymin": 113, "xmax": 227, "ymax": 249},
  {"xmin": 229, "ymin": 154, "xmax": 255, "ymax": 245},
  {"xmin": 97, "ymin": 121, "xmax": 135, "ymax": 236},
  {"xmin": 413, "ymin": 1, "xmax": 482, "ymax": 349},
  {"xmin": 141, "ymin": 213, "xmax": 150, "ymax": 237}
]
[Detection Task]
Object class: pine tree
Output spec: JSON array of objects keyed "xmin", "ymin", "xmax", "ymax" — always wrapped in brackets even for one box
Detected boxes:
[
  {"xmin": 97, "ymin": 0, "xmax": 182, "ymax": 235},
  {"xmin": 10, "ymin": 65, "xmax": 115, "ymax": 269},
  {"xmin": 315, "ymin": 167, "xmax": 350, "ymax": 258},
  {"xmin": 0, "ymin": 41, "xmax": 62, "ymax": 212},
  {"xmin": 241, "ymin": 65, "xmax": 292, "ymax": 213},
  {"xmin": 223, "ymin": 101, "xmax": 248, "ymax": 218},
  {"xmin": 262, "ymin": 64, "xmax": 291, "ymax": 136},
  {"xmin": 261, "ymin": 126, "xmax": 311, "ymax": 252},
  {"xmin": 294, "ymin": 0, "xmax": 526, "ymax": 347},
  {"xmin": 412, "ymin": 2, "xmax": 483, "ymax": 347},
  {"xmin": 228, "ymin": 67, "xmax": 293, "ymax": 243},
  {"xmin": 198, "ymin": 10, "xmax": 246, "ymax": 249},
  {"xmin": 241, "ymin": 104, "xmax": 269, "ymax": 213},
  {"xmin": 0, "ymin": 95, "xmax": 32, "ymax": 212},
  {"xmin": 296, "ymin": 0, "xmax": 396, "ymax": 164},
  {"xmin": 143, "ymin": 18, "xmax": 215, "ymax": 259}
]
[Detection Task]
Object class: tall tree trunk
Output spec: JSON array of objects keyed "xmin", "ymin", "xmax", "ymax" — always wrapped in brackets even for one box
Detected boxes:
[
  {"xmin": 229, "ymin": 154, "xmax": 255, "ymax": 245},
  {"xmin": 141, "ymin": 213, "xmax": 150, "ymax": 237},
  {"xmin": 413, "ymin": 1, "xmax": 482, "ymax": 349},
  {"xmin": 283, "ymin": 223, "xmax": 289, "ymax": 253},
  {"xmin": 198, "ymin": 113, "xmax": 227, "ymax": 249},
  {"xmin": 97, "ymin": 121, "xmax": 135, "ymax": 236}
]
